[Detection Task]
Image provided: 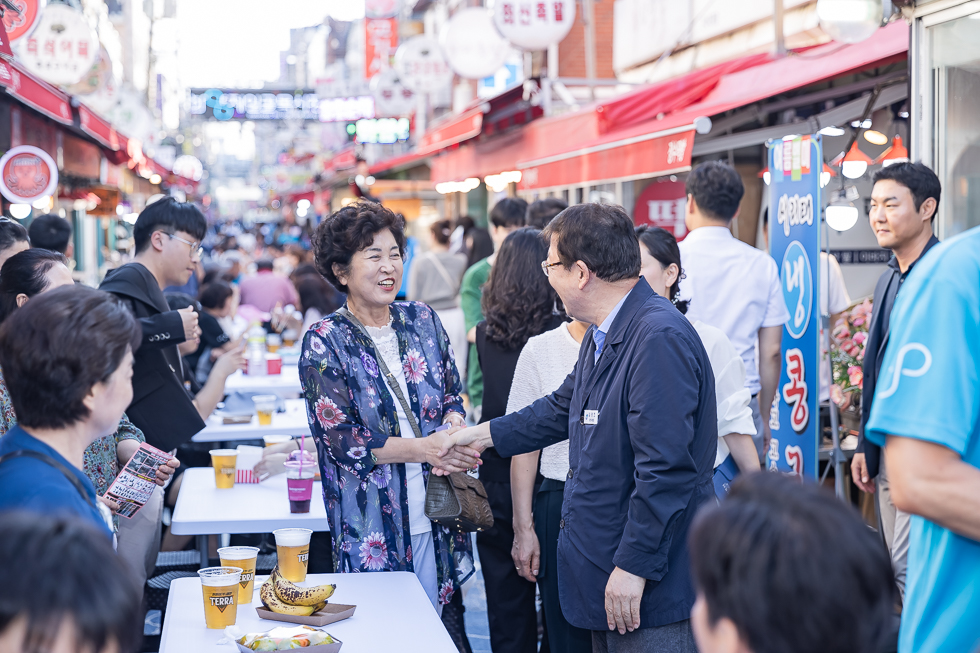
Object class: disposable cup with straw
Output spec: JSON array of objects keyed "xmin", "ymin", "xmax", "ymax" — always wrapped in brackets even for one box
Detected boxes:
[{"xmin": 285, "ymin": 433, "xmax": 313, "ymax": 514}]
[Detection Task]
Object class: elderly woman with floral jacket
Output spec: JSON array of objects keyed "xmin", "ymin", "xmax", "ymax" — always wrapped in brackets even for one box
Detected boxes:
[{"xmin": 300, "ymin": 202, "xmax": 480, "ymax": 614}]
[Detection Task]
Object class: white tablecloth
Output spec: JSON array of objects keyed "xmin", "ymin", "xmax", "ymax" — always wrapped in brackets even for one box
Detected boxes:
[
  {"xmin": 223, "ymin": 366, "xmax": 302, "ymax": 396},
  {"xmin": 171, "ymin": 467, "xmax": 328, "ymax": 536},
  {"xmin": 193, "ymin": 399, "xmax": 311, "ymax": 442},
  {"xmin": 160, "ymin": 572, "xmax": 457, "ymax": 652}
]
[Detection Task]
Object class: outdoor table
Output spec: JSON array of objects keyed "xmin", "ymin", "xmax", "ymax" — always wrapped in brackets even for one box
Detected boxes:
[
  {"xmin": 171, "ymin": 467, "xmax": 328, "ymax": 569},
  {"xmin": 193, "ymin": 398, "xmax": 311, "ymax": 443},
  {"xmin": 223, "ymin": 365, "xmax": 302, "ymax": 396},
  {"xmin": 160, "ymin": 571, "xmax": 457, "ymax": 652}
]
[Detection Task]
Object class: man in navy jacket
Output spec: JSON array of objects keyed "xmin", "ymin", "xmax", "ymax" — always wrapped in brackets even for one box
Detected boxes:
[{"xmin": 449, "ymin": 203, "xmax": 717, "ymax": 652}]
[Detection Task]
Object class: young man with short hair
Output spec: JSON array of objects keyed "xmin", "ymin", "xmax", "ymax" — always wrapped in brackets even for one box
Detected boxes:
[
  {"xmin": 100, "ymin": 197, "xmax": 206, "ymax": 452},
  {"xmin": 864, "ymin": 222, "xmax": 980, "ymax": 653},
  {"xmin": 28, "ymin": 213, "xmax": 73, "ymax": 258},
  {"xmin": 689, "ymin": 473, "xmax": 896, "ymax": 653},
  {"xmin": 851, "ymin": 162, "xmax": 942, "ymax": 602},
  {"xmin": 677, "ymin": 161, "xmax": 789, "ymax": 458},
  {"xmin": 460, "ymin": 197, "xmax": 528, "ymax": 413}
]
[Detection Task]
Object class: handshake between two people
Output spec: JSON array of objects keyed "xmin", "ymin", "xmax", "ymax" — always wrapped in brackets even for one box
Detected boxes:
[{"xmin": 425, "ymin": 420, "xmax": 495, "ymax": 477}]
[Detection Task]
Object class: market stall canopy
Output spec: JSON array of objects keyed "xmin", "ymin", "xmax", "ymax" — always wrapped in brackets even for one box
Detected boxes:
[{"xmin": 0, "ymin": 60, "xmax": 73, "ymax": 125}]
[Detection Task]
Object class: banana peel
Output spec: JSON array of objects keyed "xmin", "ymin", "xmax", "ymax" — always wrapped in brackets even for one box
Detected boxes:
[
  {"xmin": 259, "ymin": 580, "xmax": 316, "ymax": 616},
  {"xmin": 270, "ymin": 566, "xmax": 336, "ymax": 607}
]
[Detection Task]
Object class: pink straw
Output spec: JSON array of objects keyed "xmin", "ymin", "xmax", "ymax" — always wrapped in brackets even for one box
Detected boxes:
[{"xmin": 299, "ymin": 434, "xmax": 306, "ymax": 477}]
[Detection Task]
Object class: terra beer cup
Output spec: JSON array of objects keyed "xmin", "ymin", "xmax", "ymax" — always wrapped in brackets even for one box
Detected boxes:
[
  {"xmin": 209, "ymin": 449, "xmax": 237, "ymax": 489},
  {"xmin": 198, "ymin": 566, "xmax": 242, "ymax": 629},
  {"xmin": 274, "ymin": 528, "xmax": 312, "ymax": 583},
  {"xmin": 217, "ymin": 546, "xmax": 260, "ymax": 604}
]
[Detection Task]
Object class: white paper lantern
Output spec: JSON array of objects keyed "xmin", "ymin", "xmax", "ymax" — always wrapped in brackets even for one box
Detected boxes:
[
  {"xmin": 490, "ymin": 0, "xmax": 576, "ymax": 51},
  {"xmin": 816, "ymin": 0, "xmax": 883, "ymax": 44},
  {"xmin": 394, "ymin": 36, "xmax": 455, "ymax": 94},
  {"xmin": 370, "ymin": 68, "xmax": 417, "ymax": 117},
  {"xmin": 441, "ymin": 8, "xmax": 512, "ymax": 80}
]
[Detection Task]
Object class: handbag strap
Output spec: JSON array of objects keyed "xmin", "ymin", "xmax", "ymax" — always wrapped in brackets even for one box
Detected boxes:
[
  {"xmin": 425, "ymin": 253, "xmax": 461, "ymax": 296},
  {"xmin": 339, "ymin": 306, "xmax": 425, "ymax": 441},
  {"xmin": 0, "ymin": 449, "xmax": 95, "ymax": 508}
]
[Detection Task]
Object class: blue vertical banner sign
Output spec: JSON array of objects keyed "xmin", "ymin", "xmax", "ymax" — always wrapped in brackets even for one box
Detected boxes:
[{"xmin": 767, "ymin": 135, "xmax": 822, "ymax": 479}]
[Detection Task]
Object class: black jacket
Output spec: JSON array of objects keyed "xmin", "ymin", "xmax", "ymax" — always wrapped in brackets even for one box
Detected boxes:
[
  {"xmin": 100, "ymin": 263, "xmax": 206, "ymax": 451},
  {"xmin": 856, "ymin": 235, "xmax": 940, "ymax": 478}
]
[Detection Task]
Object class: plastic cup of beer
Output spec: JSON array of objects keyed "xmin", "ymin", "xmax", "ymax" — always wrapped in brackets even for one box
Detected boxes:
[
  {"xmin": 284, "ymin": 461, "xmax": 315, "ymax": 514},
  {"xmin": 198, "ymin": 566, "xmax": 242, "ymax": 629},
  {"xmin": 209, "ymin": 449, "xmax": 238, "ymax": 489},
  {"xmin": 217, "ymin": 546, "xmax": 260, "ymax": 604},
  {"xmin": 252, "ymin": 394, "xmax": 277, "ymax": 426},
  {"xmin": 273, "ymin": 528, "xmax": 312, "ymax": 583},
  {"xmin": 263, "ymin": 434, "xmax": 293, "ymax": 448},
  {"xmin": 266, "ymin": 333, "xmax": 282, "ymax": 353},
  {"xmin": 282, "ymin": 329, "xmax": 297, "ymax": 348}
]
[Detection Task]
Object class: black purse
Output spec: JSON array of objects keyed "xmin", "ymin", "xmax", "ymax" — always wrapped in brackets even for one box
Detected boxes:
[{"xmin": 339, "ymin": 307, "xmax": 493, "ymax": 533}]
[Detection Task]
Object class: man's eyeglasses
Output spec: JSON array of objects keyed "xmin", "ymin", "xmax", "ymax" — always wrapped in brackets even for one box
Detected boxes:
[
  {"xmin": 165, "ymin": 232, "xmax": 203, "ymax": 259},
  {"xmin": 540, "ymin": 260, "xmax": 562, "ymax": 277}
]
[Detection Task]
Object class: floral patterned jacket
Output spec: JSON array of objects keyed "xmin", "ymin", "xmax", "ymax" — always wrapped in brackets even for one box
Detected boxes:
[{"xmin": 299, "ymin": 301, "xmax": 473, "ymax": 604}]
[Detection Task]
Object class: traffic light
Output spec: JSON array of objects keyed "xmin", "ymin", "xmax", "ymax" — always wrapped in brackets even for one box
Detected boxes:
[{"xmin": 346, "ymin": 122, "xmax": 357, "ymax": 142}]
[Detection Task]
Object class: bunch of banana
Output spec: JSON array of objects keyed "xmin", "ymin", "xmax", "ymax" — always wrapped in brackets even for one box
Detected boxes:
[{"xmin": 259, "ymin": 566, "xmax": 337, "ymax": 617}]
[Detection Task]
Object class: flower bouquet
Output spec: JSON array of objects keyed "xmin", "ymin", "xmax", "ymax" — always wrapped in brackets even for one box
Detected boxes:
[{"xmin": 830, "ymin": 299, "xmax": 872, "ymax": 411}]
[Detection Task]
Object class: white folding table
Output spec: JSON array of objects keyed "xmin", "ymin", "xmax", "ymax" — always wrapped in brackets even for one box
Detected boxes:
[
  {"xmin": 192, "ymin": 398, "xmax": 311, "ymax": 443},
  {"xmin": 223, "ymin": 365, "xmax": 302, "ymax": 396},
  {"xmin": 160, "ymin": 571, "xmax": 457, "ymax": 652},
  {"xmin": 171, "ymin": 467, "xmax": 328, "ymax": 569}
]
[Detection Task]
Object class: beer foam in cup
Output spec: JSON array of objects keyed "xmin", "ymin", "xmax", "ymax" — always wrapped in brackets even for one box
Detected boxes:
[
  {"xmin": 273, "ymin": 528, "xmax": 312, "ymax": 546},
  {"xmin": 198, "ymin": 566, "xmax": 242, "ymax": 587},
  {"xmin": 263, "ymin": 434, "xmax": 293, "ymax": 445},
  {"xmin": 209, "ymin": 449, "xmax": 238, "ymax": 457},
  {"xmin": 217, "ymin": 546, "xmax": 259, "ymax": 561}
]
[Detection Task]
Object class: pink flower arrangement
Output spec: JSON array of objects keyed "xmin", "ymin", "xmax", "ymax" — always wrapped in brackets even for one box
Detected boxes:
[{"xmin": 831, "ymin": 299, "xmax": 872, "ymax": 405}]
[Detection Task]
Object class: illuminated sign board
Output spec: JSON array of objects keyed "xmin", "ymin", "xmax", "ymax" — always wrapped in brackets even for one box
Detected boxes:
[{"xmin": 355, "ymin": 118, "xmax": 410, "ymax": 143}]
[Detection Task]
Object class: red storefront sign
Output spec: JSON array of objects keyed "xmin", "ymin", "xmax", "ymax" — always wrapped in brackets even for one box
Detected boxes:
[
  {"xmin": 0, "ymin": 60, "xmax": 73, "ymax": 124},
  {"xmin": 518, "ymin": 127, "xmax": 695, "ymax": 191},
  {"xmin": 633, "ymin": 179, "xmax": 689, "ymax": 240},
  {"xmin": 365, "ymin": 18, "xmax": 398, "ymax": 80},
  {"xmin": 78, "ymin": 104, "xmax": 121, "ymax": 150},
  {"xmin": 0, "ymin": 145, "xmax": 58, "ymax": 203},
  {"xmin": 419, "ymin": 107, "xmax": 483, "ymax": 153}
]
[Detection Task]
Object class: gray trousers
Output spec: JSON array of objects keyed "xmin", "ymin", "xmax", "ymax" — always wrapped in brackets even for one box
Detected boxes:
[
  {"xmin": 877, "ymin": 462, "xmax": 911, "ymax": 604},
  {"xmin": 592, "ymin": 619, "xmax": 697, "ymax": 653},
  {"xmin": 749, "ymin": 395, "xmax": 765, "ymax": 458},
  {"xmin": 116, "ymin": 485, "xmax": 164, "ymax": 601}
]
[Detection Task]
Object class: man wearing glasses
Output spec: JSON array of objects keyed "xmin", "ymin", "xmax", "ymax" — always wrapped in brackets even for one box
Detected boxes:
[{"xmin": 100, "ymin": 197, "xmax": 207, "ymax": 452}]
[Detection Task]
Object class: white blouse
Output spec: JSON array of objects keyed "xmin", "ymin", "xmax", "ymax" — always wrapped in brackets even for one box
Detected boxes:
[
  {"xmin": 365, "ymin": 322, "xmax": 431, "ymax": 536},
  {"xmin": 505, "ymin": 323, "xmax": 581, "ymax": 481}
]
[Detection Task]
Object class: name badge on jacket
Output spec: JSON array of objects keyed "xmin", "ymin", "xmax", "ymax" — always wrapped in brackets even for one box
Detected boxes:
[{"xmin": 582, "ymin": 410, "xmax": 599, "ymax": 425}]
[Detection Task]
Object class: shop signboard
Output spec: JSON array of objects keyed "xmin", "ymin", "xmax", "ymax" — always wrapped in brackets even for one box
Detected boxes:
[
  {"xmin": 188, "ymin": 89, "xmax": 321, "ymax": 121},
  {"xmin": 0, "ymin": 145, "xmax": 58, "ymax": 204},
  {"xmin": 364, "ymin": 18, "xmax": 398, "ymax": 80},
  {"xmin": 490, "ymin": 0, "xmax": 576, "ymax": 51},
  {"xmin": 394, "ymin": 36, "xmax": 454, "ymax": 93},
  {"xmin": 3, "ymin": 0, "xmax": 44, "ymax": 44},
  {"xmin": 370, "ymin": 68, "xmax": 416, "ymax": 117},
  {"xmin": 633, "ymin": 179, "xmax": 688, "ymax": 239},
  {"xmin": 767, "ymin": 134, "xmax": 822, "ymax": 480},
  {"xmin": 16, "ymin": 4, "xmax": 98, "ymax": 86}
]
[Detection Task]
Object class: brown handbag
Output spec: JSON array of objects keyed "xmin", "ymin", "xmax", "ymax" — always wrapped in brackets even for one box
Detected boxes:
[{"xmin": 340, "ymin": 307, "xmax": 494, "ymax": 533}]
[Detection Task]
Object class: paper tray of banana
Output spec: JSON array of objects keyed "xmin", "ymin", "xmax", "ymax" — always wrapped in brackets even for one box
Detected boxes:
[{"xmin": 256, "ymin": 566, "xmax": 356, "ymax": 627}]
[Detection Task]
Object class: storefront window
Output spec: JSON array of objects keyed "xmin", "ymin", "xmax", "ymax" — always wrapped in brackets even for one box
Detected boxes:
[{"xmin": 920, "ymin": 8, "xmax": 980, "ymax": 237}]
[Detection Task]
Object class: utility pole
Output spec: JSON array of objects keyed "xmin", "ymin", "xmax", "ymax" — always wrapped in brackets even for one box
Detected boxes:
[
  {"xmin": 583, "ymin": 0, "xmax": 597, "ymax": 101},
  {"xmin": 774, "ymin": 0, "xmax": 786, "ymax": 56}
]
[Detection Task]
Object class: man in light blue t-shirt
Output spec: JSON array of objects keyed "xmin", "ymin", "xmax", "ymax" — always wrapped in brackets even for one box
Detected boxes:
[{"xmin": 865, "ymin": 225, "xmax": 980, "ymax": 653}]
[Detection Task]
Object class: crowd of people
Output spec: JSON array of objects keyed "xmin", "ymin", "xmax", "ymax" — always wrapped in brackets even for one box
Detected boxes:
[{"xmin": 0, "ymin": 157, "xmax": 977, "ymax": 653}]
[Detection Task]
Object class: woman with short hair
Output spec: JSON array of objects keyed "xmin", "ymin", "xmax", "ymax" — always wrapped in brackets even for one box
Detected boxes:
[
  {"xmin": 300, "ymin": 202, "xmax": 478, "ymax": 613},
  {"xmin": 0, "ymin": 218, "xmax": 29, "ymax": 268}
]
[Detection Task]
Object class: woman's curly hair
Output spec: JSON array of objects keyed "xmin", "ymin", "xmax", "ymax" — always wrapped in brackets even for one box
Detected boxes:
[
  {"xmin": 311, "ymin": 201, "xmax": 406, "ymax": 293},
  {"xmin": 481, "ymin": 227, "xmax": 564, "ymax": 351}
]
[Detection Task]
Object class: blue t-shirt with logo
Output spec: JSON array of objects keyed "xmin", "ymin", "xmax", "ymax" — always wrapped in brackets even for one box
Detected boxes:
[{"xmin": 866, "ymin": 226, "xmax": 980, "ymax": 653}]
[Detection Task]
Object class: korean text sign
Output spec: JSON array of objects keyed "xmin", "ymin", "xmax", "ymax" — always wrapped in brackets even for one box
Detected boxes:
[{"xmin": 767, "ymin": 135, "xmax": 821, "ymax": 479}]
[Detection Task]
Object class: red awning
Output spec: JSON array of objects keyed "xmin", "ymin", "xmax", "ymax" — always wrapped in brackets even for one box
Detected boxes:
[
  {"xmin": 430, "ymin": 131, "xmax": 530, "ymax": 184},
  {"xmin": 418, "ymin": 107, "xmax": 483, "ymax": 154},
  {"xmin": 0, "ymin": 60, "xmax": 73, "ymax": 125},
  {"xmin": 369, "ymin": 150, "xmax": 431, "ymax": 176},
  {"xmin": 78, "ymin": 104, "xmax": 122, "ymax": 151},
  {"xmin": 516, "ymin": 21, "xmax": 908, "ymax": 190},
  {"xmin": 596, "ymin": 53, "xmax": 772, "ymax": 134}
]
